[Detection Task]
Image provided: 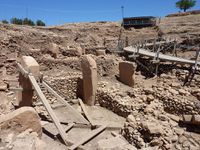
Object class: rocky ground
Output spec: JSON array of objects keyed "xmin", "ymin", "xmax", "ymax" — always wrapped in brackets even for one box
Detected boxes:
[{"xmin": 0, "ymin": 12, "xmax": 200, "ymax": 149}]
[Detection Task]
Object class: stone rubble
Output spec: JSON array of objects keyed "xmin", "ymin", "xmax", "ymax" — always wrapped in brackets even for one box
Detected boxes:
[
  {"xmin": 0, "ymin": 129, "xmax": 46, "ymax": 150},
  {"xmin": 0, "ymin": 79, "xmax": 8, "ymax": 91},
  {"xmin": 96, "ymin": 71, "xmax": 200, "ymax": 149}
]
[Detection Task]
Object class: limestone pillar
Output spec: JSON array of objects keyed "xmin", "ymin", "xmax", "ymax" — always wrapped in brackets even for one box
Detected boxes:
[
  {"xmin": 81, "ymin": 55, "xmax": 97, "ymax": 106},
  {"xmin": 119, "ymin": 61, "xmax": 136, "ymax": 87},
  {"xmin": 17, "ymin": 56, "xmax": 40, "ymax": 107}
]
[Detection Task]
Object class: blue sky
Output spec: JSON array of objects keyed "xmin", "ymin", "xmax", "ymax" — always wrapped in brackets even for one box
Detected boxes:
[{"xmin": 0, "ymin": 0, "xmax": 199, "ymax": 26}]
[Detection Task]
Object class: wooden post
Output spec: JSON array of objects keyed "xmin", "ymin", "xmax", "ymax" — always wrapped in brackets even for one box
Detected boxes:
[
  {"xmin": 79, "ymin": 99, "xmax": 96, "ymax": 127},
  {"xmin": 173, "ymin": 40, "xmax": 177, "ymax": 57},
  {"xmin": 125, "ymin": 36, "xmax": 128, "ymax": 47}
]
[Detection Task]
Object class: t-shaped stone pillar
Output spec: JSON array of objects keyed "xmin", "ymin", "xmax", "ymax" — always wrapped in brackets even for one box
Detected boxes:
[
  {"xmin": 81, "ymin": 55, "xmax": 97, "ymax": 106},
  {"xmin": 17, "ymin": 56, "xmax": 40, "ymax": 107},
  {"xmin": 119, "ymin": 61, "xmax": 136, "ymax": 87}
]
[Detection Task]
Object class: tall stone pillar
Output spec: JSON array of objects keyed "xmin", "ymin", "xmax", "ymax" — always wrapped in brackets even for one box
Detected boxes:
[
  {"xmin": 17, "ymin": 56, "xmax": 40, "ymax": 107},
  {"xmin": 81, "ymin": 55, "xmax": 97, "ymax": 106}
]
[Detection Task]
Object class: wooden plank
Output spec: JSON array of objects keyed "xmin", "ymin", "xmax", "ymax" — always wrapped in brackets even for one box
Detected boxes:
[
  {"xmin": 42, "ymin": 81, "xmax": 89, "ymax": 125},
  {"xmin": 28, "ymin": 75, "xmax": 72, "ymax": 146},
  {"xmin": 79, "ymin": 99, "xmax": 96, "ymax": 127},
  {"xmin": 69, "ymin": 125, "xmax": 107, "ymax": 150},
  {"xmin": 111, "ymin": 131, "xmax": 120, "ymax": 137}
]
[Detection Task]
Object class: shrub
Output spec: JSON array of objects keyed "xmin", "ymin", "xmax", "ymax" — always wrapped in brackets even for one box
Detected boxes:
[
  {"xmin": 10, "ymin": 17, "xmax": 23, "ymax": 25},
  {"xmin": 36, "ymin": 20, "xmax": 45, "ymax": 26},
  {"xmin": 23, "ymin": 18, "xmax": 35, "ymax": 26},
  {"xmin": 2, "ymin": 20, "xmax": 9, "ymax": 24}
]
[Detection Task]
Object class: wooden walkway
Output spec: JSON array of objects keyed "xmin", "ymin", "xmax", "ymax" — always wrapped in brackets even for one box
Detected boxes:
[{"xmin": 124, "ymin": 46, "xmax": 200, "ymax": 65}]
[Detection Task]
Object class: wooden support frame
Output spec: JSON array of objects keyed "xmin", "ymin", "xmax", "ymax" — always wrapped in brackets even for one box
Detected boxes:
[
  {"xmin": 42, "ymin": 81, "xmax": 89, "ymax": 125},
  {"xmin": 184, "ymin": 49, "xmax": 200, "ymax": 85},
  {"xmin": 28, "ymin": 74, "xmax": 72, "ymax": 146},
  {"xmin": 16, "ymin": 58, "xmax": 121, "ymax": 149}
]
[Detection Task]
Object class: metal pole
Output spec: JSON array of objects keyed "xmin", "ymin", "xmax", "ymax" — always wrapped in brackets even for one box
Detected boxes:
[
  {"xmin": 121, "ymin": 6, "xmax": 124, "ymax": 27},
  {"xmin": 121, "ymin": 6, "xmax": 124, "ymax": 19}
]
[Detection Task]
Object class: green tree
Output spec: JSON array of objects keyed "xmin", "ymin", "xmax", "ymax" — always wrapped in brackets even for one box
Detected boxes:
[
  {"xmin": 36, "ymin": 20, "xmax": 45, "ymax": 26},
  {"xmin": 10, "ymin": 17, "xmax": 23, "ymax": 25},
  {"xmin": 176, "ymin": 0, "xmax": 196, "ymax": 12},
  {"xmin": 2, "ymin": 19, "xmax": 9, "ymax": 24},
  {"xmin": 23, "ymin": 18, "xmax": 35, "ymax": 26}
]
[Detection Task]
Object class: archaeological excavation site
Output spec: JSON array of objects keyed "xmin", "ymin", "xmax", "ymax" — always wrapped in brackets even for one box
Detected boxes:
[{"xmin": 1, "ymin": 11, "xmax": 200, "ymax": 150}]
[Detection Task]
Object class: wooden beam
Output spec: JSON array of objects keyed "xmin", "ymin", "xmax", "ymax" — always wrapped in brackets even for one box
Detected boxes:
[
  {"xmin": 69, "ymin": 125, "xmax": 107, "ymax": 150},
  {"xmin": 111, "ymin": 131, "xmax": 119, "ymax": 137},
  {"xmin": 16, "ymin": 62, "xmax": 29, "ymax": 78},
  {"xmin": 42, "ymin": 81, "xmax": 89, "ymax": 125},
  {"xmin": 28, "ymin": 75, "xmax": 72, "ymax": 146},
  {"xmin": 79, "ymin": 99, "xmax": 96, "ymax": 127}
]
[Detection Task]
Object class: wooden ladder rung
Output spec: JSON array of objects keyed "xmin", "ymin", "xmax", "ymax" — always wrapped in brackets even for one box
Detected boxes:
[{"xmin": 55, "ymin": 123, "xmax": 75, "ymax": 137}]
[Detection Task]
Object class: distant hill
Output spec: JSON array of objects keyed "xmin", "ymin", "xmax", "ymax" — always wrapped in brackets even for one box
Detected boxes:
[{"xmin": 166, "ymin": 10, "xmax": 200, "ymax": 17}]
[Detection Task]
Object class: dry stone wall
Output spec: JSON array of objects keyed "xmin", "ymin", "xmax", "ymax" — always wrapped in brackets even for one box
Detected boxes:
[{"xmin": 44, "ymin": 72, "xmax": 82, "ymax": 100}]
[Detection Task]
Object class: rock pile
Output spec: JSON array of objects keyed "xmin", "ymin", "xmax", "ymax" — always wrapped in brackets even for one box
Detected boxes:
[
  {"xmin": 96, "ymin": 81, "xmax": 145, "ymax": 117},
  {"xmin": 96, "ymin": 71, "xmax": 200, "ymax": 149},
  {"xmin": 0, "ymin": 79, "xmax": 7, "ymax": 91},
  {"xmin": 0, "ymin": 129, "xmax": 46, "ymax": 150},
  {"xmin": 0, "ymin": 92, "xmax": 9, "ymax": 114},
  {"xmin": 97, "ymin": 136, "xmax": 137, "ymax": 150},
  {"xmin": 121, "ymin": 111, "xmax": 200, "ymax": 149}
]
